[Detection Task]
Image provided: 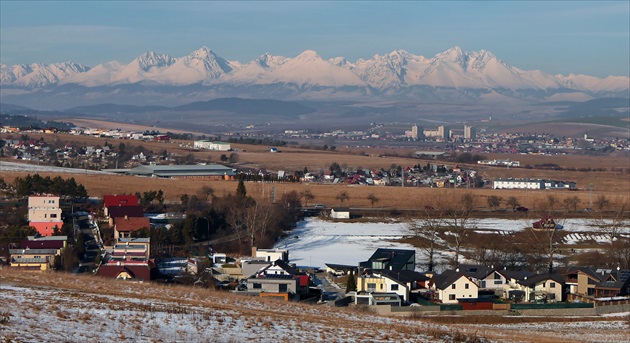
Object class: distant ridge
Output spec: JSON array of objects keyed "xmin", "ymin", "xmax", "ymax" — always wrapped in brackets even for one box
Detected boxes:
[
  {"xmin": 65, "ymin": 98, "xmax": 315, "ymax": 116},
  {"xmin": 2, "ymin": 46, "xmax": 629, "ymax": 108}
]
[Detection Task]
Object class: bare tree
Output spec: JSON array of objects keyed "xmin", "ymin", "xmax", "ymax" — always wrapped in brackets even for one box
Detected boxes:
[
  {"xmin": 300, "ymin": 189, "xmax": 315, "ymax": 206},
  {"xmin": 367, "ymin": 193, "xmax": 380, "ymax": 208},
  {"xmin": 336, "ymin": 191, "xmax": 350, "ymax": 206},
  {"xmin": 594, "ymin": 195, "xmax": 611, "ymax": 211},
  {"xmin": 546, "ymin": 195, "xmax": 559, "ymax": 212},
  {"xmin": 410, "ymin": 208, "xmax": 444, "ymax": 271},
  {"xmin": 506, "ymin": 196, "xmax": 520, "ymax": 212},
  {"xmin": 487, "ymin": 195, "xmax": 503, "ymax": 212},
  {"xmin": 590, "ymin": 197, "xmax": 629, "ymax": 267},
  {"xmin": 197, "ymin": 185, "xmax": 215, "ymax": 203},
  {"xmin": 441, "ymin": 193, "xmax": 476, "ymax": 268},
  {"xmin": 562, "ymin": 196, "xmax": 581, "ymax": 212},
  {"xmin": 524, "ymin": 196, "xmax": 568, "ymax": 274},
  {"xmin": 244, "ymin": 202, "xmax": 273, "ymax": 251}
]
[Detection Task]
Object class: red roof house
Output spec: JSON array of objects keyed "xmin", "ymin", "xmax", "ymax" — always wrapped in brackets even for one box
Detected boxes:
[
  {"xmin": 104, "ymin": 195, "xmax": 139, "ymax": 208},
  {"xmin": 114, "ymin": 217, "xmax": 150, "ymax": 240}
]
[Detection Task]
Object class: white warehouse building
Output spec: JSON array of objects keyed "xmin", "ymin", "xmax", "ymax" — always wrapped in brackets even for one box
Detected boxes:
[
  {"xmin": 193, "ymin": 140, "xmax": 231, "ymax": 151},
  {"xmin": 493, "ymin": 178, "xmax": 576, "ymax": 190}
]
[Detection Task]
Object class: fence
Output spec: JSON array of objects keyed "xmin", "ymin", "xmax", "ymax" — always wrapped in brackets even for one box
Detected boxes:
[{"xmin": 511, "ymin": 302, "xmax": 594, "ymax": 310}]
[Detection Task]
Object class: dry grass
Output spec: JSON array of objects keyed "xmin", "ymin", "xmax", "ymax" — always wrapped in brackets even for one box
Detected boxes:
[
  {"xmin": 2, "ymin": 132, "xmax": 628, "ymax": 209},
  {"xmin": 2, "ymin": 269, "xmax": 627, "ymax": 342}
]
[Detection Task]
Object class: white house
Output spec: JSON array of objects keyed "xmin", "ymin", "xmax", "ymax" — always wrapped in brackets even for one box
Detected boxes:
[
  {"xmin": 431, "ymin": 272, "xmax": 479, "ymax": 304},
  {"xmin": 252, "ymin": 247, "xmax": 289, "ymax": 262},
  {"xmin": 515, "ymin": 273, "xmax": 565, "ymax": 302}
]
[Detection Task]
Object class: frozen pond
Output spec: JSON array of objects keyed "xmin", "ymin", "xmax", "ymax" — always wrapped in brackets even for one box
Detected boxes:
[{"xmin": 274, "ymin": 217, "xmax": 627, "ymax": 269}]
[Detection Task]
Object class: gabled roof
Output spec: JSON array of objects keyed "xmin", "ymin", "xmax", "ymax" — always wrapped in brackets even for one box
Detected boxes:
[
  {"xmin": 432, "ymin": 271, "xmax": 476, "ymax": 290},
  {"xmin": 498, "ymin": 270, "xmax": 534, "ymax": 281},
  {"xmin": 114, "ymin": 217, "xmax": 150, "ymax": 232},
  {"xmin": 518, "ymin": 273, "xmax": 565, "ymax": 287},
  {"xmin": 456, "ymin": 264, "xmax": 494, "ymax": 280},
  {"xmin": 380, "ymin": 270, "xmax": 429, "ymax": 284},
  {"xmin": 258, "ymin": 259, "xmax": 299, "ymax": 276},
  {"xmin": 107, "ymin": 206, "xmax": 144, "ymax": 218},
  {"xmin": 20, "ymin": 239, "xmax": 64, "ymax": 250},
  {"xmin": 564, "ymin": 267, "xmax": 603, "ymax": 282},
  {"xmin": 96, "ymin": 263, "xmax": 151, "ymax": 280},
  {"xmin": 596, "ymin": 269, "xmax": 630, "ymax": 290},
  {"xmin": 104, "ymin": 195, "xmax": 139, "ymax": 208},
  {"xmin": 325, "ymin": 263, "xmax": 356, "ymax": 270}
]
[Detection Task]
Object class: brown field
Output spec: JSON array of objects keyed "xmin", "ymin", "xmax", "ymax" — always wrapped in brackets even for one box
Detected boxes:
[
  {"xmin": 48, "ymin": 117, "xmax": 207, "ymax": 135},
  {"xmin": 2, "ymin": 132, "xmax": 628, "ymax": 209}
]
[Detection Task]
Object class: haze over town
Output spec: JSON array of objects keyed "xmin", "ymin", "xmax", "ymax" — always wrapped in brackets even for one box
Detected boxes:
[{"xmin": 1, "ymin": 2, "xmax": 629, "ymax": 343}]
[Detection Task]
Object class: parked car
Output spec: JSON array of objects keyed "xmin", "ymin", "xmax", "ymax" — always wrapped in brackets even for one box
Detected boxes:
[{"xmin": 516, "ymin": 206, "xmax": 529, "ymax": 213}]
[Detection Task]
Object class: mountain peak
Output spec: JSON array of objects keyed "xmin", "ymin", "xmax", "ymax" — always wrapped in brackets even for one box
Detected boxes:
[
  {"xmin": 189, "ymin": 46, "xmax": 216, "ymax": 59},
  {"xmin": 134, "ymin": 51, "xmax": 174, "ymax": 70},
  {"xmin": 294, "ymin": 50, "xmax": 321, "ymax": 61}
]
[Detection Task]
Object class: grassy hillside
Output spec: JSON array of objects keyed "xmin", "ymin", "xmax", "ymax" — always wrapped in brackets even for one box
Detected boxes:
[{"xmin": 1, "ymin": 269, "xmax": 627, "ymax": 342}]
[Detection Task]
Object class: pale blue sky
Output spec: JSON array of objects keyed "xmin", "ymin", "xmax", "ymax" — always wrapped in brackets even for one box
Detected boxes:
[{"xmin": 1, "ymin": 1, "xmax": 628, "ymax": 77}]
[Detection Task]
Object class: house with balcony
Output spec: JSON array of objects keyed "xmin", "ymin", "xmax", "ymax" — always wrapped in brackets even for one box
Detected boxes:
[
  {"xmin": 28, "ymin": 195, "xmax": 63, "ymax": 236},
  {"xmin": 514, "ymin": 273, "xmax": 565, "ymax": 302}
]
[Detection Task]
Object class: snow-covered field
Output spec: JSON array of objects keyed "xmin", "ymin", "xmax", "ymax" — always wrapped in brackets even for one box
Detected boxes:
[
  {"xmin": 0, "ymin": 161, "xmax": 110, "ymax": 174},
  {"xmin": 2, "ymin": 272, "xmax": 627, "ymax": 343},
  {"xmin": 0, "ymin": 273, "xmax": 452, "ymax": 342},
  {"xmin": 275, "ymin": 218, "xmax": 628, "ymax": 269}
]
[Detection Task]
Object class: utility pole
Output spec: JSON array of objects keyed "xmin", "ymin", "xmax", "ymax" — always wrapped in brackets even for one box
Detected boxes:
[{"xmin": 588, "ymin": 183, "xmax": 593, "ymax": 208}]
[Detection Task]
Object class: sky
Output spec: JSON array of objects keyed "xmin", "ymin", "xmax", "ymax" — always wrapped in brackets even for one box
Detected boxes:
[{"xmin": 1, "ymin": 1, "xmax": 629, "ymax": 77}]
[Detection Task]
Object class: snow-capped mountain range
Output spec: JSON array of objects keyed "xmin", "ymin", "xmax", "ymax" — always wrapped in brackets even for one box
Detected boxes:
[{"xmin": 1, "ymin": 46, "xmax": 628, "ymax": 106}]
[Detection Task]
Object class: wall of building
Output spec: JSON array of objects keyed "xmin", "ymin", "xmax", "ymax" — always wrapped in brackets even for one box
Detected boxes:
[{"xmin": 437, "ymin": 276, "xmax": 479, "ymax": 304}]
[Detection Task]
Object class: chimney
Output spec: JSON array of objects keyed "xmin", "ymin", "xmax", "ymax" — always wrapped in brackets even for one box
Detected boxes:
[{"xmin": 251, "ymin": 246, "xmax": 257, "ymax": 257}]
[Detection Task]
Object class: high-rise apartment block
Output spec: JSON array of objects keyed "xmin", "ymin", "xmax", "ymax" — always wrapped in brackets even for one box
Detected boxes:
[{"xmin": 464, "ymin": 125, "xmax": 476, "ymax": 140}]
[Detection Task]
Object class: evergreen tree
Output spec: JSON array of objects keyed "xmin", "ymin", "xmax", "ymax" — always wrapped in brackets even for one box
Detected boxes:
[
  {"xmin": 236, "ymin": 179, "xmax": 247, "ymax": 197},
  {"xmin": 346, "ymin": 270, "xmax": 357, "ymax": 293}
]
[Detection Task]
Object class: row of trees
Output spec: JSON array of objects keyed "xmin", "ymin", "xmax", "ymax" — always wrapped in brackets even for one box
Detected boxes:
[
  {"xmin": 411, "ymin": 194, "xmax": 629, "ymax": 273},
  {"xmin": 134, "ymin": 180, "xmax": 302, "ymax": 255},
  {"xmin": 9, "ymin": 174, "xmax": 88, "ymax": 198}
]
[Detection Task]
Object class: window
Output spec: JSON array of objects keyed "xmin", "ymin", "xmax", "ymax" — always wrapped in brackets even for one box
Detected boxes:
[
  {"xmin": 542, "ymin": 282, "xmax": 546, "ymax": 287},
  {"xmin": 380, "ymin": 284, "xmax": 384, "ymax": 290},
  {"xmin": 550, "ymin": 282, "xmax": 556, "ymax": 288},
  {"xmin": 50, "ymin": 214, "xmax": 57, "ymax": 218},
  {"xmin": 252, "ymin": 283, "xmax": 261, "ymax": 289},
  {"xmin": 279, "ymin": 284, "xmax": 288, "ymax": 292},
  {"xmin": 367, "ymin": 283, "xmax": 376, "ymax": 292},
  {"xmin": 452, "ymin": 284, "xmax": 456, "ymax": 289},
  {"xmin": 465, "ymin": 283, "xmax": 469, "ymax": 289},
  {"xmin": 494, "ymin": 280, "xmax": 503, "ymax": 285},
  {"xmin": 391, "ymin": 284, "xmax": 399, "ymax": 291},
  {"xmin": 449, "ymin": 294, "xmax": 456, "ymax": 300}
]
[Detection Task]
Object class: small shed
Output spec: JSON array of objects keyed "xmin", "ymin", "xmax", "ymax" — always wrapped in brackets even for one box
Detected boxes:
[{"xmin": 331, "ymin": 207, "xmax": 350, "ymax": 219}]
